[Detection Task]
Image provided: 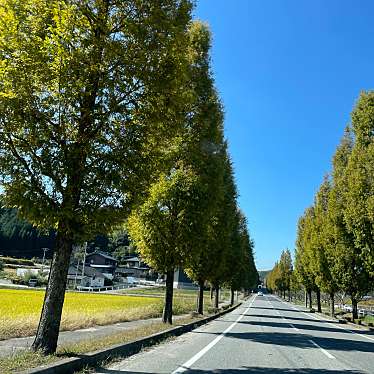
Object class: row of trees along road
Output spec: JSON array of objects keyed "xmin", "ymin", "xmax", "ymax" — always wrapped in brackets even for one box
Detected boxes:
[
  {"xmin": 267, "ymin": 92, "xmax": 374, "ymax": 320},
  {"xmin": 0, "ymin": 0, "xmax": 258, "ymax": 354}
]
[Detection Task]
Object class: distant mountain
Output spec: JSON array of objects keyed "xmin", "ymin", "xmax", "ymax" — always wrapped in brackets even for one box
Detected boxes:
[
  {"xmin": 258, "ymin": 270, "xmax": 271, "ymax": 283},
  {"xmin": 0, "ymin": 206, "xmax": 55, "ymax": 259}
]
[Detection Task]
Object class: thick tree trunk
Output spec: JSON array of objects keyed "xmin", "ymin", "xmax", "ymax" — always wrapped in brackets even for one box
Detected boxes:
[
  {"xmin": 230, "ymin": 288, "xmax": 235, "ymax": 306},
  {"xmin": 351, "ymin": 297, "xmax": 358, "ymax": 320},
  {"xmin": 316, "ymin": 289, "xmax": 322, "ymax": 312},
  {"xmin": 330, "ymin": 293, "xmax": 335, "ymax": 317},
  {"xmin": 214, "ymin": 285, "xmax": 219, "ymax": 309},
  {"xmin": 197, "ymin": 280, "xmax": 204, "ymax": 315},
  {"xmin": 308, "ymin": 290, "xmax": 312, "ymax": 309},
  {"xmin": 32, "ymin": 231, "xmax": 73, "ymax": 354},
  {"xmin": 210, "ymin": 286, "xmax": 213, "ymax": 300},
  {"xmin": 162, "ymin": 269, "xmax": 174, "ymax": 324},
  {"xmin": 305, "ymin": 290, "xmax": 308, "ymax": 308}
]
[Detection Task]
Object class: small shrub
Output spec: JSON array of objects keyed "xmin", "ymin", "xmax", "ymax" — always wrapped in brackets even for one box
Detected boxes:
[{"xmin": 1, "ymin": 256, "xmax": 34, "ymax": 266}]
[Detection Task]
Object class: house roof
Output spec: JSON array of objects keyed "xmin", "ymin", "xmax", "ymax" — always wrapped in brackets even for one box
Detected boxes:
[
  {"xmin": 124, "ymin": 256, "xmax": 140, "ymax": 262},
  {"xmin": 68, "ymin": 264, "xmax": 106, "ymax": 278},
  {"xmin": 86, "ymin": 250, "xmax": 117, "ymax": 262}
]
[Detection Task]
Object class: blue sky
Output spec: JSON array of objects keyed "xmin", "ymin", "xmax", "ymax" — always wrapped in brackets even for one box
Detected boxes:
[{"xmin": 193, "ymin": 1, "xmax": 374, "ymax": 270}]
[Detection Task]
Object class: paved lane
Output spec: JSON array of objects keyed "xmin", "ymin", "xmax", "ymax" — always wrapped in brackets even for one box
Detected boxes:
[{"xmin": 95, "ymin": 294, "xmax": 374, "ymax": 373}]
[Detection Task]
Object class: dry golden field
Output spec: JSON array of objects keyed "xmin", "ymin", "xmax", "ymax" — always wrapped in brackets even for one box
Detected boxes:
[{"xmin": 0, "ymin": 289, "xmax": 197, "ymax": 340}]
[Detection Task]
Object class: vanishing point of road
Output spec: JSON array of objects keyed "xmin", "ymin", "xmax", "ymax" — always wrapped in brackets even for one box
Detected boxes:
[{"xmin": 95, "ymin": 294, "xmax": 374, "ymax": 374}]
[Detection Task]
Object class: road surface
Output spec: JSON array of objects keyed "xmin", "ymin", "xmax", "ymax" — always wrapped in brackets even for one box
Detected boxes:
[{"xmin": 95, "ymin": 294, "xmax": 374, "ymax": 373}]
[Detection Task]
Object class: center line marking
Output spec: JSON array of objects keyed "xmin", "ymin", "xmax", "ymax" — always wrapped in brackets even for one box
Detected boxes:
[
  {"xmin": 171, "ymin": 296, "xmax": 256, "ymax": 374},
  {"xmin": 309, "ymin": 339, "xmax": 335, "ymax": 359}
]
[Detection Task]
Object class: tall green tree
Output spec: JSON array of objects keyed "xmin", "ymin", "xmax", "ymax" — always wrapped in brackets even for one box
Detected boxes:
[
  {"xmin": 345, "ymin": 92, "xmax": 374, "ymax": 277},
  {"xmin": 294, "ymin": 208, "xmax": 318, "ymax": 309},
  {"xmin": 328, "ymin": 125, "xmax": 372, "ymax": 319},
  {"xmin": 0, "ymin": 0, "xmax": 192, "ymax": 353},
  {"xmin": 278, "ymin": 249, "xmax": 293, "ymax": 299},
  {"xmin": 128, "ymin": 166, "xmax": 205, "ymax": 323},
  {"xmin": 310, "ymin": 176, "xmax": 339, "ymax": 315}
]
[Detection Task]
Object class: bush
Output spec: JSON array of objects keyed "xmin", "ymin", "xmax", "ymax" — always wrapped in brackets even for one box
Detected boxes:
[{"xmin": 1, "ymin": 257, "xmax": 34, "ymax": 266}]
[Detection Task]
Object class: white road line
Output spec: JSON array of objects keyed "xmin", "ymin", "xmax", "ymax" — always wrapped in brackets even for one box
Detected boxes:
[
  {"xmin": 289, "ymin": 323, "xmax": 300, "ymax": 332},
  {"xmin": 309, "ymin": 339, "xmax": 335, "ymax": 359},
  {"xmin": 171, "ymin": 296, "xmax": 256, "ymax": 374},
  {"xmin": 267, "ymin": 299, "xmax": 299, "ymax": 332},
  {"xmin": 281, "ymin": 299, "xmax": 374, "ymax": 343}
]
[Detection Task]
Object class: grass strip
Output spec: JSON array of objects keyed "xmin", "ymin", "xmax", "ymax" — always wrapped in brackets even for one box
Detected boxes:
[{"xmin": 0, "ymin": 316, "xmax": 200, "ymax": 374}]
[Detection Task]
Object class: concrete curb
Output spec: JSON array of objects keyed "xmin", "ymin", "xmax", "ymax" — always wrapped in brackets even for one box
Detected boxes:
[{"xmin": 19, "ymin": 302, "xmax": 243, "ymax": 374}]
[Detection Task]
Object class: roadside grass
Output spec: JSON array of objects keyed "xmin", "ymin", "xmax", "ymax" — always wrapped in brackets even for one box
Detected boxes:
[
  {"xmin": 0, "ymin": 289, "xmax": 202, "ymax": 340},
  {"xmin": 0, "ymin": 316, "xmax": 200, "ymax": 374}
]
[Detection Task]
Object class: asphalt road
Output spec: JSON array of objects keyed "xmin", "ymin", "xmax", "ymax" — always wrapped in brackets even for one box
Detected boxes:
[{"xmin": 95, "ymin": 294, "xmax": 374, "ymax": 374}]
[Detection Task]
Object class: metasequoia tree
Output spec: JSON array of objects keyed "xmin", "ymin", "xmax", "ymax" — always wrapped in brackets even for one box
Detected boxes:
[
  {"xmin": 345, "ymin": 92, "xmax": 374, "ymax": 277},
  {"xmin": 294, "ymin": 208, "xmax": 318, "ymax": 309},
  {"xmin": 128, "ymin": 20, "xmax": 227, "ymax": 320},
  {"xmin": 328, "ymin": 125, "xmax": 371, "ymax": 320},
  {"xmin": 179, "ymin": 21, "xmax": 226, "ymax": 315},
  {"xmin": 224, "ymin": 211, "xmax": 257, "ymax": 305},
  {"xmin": 0, "ymin": 0, "xmax": 192, "ymax": 353},
  {"xmin": 310, "ymin": 176, "xmax": 338, "ymax": 315},
  {"xmin": 127, "ymin": 166, "xmax": 204, "ymax": 323}
]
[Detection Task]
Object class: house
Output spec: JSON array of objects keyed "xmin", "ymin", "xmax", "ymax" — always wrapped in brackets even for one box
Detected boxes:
[
  {"xmin": 123, "ymin": 256, "xmax": 141, "ymax": 268},
  {"xmin": 115, "ymin": 265, "xmax": 150, "ymax": 280},
  {"xmin": 66, "ymin": 264, "xmax": 107, "ymax": 288},
  {"xmin": 173, "ymin": 268, "xmax": 196, "ymax": 289},
  {"xmin": 85, "ymin": 251, "xmax": 118, "ymax": 280}
]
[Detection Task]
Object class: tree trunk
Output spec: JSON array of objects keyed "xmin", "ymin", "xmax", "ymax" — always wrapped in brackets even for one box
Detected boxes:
[
  {"xmin": 351, "ymin": 297, "xmax": 358, "ymax": 320},
  {"xmin": 316, "ymin": 289, "xmax": 322, "ymax": 312},
  {"xmin": 32, "ymin": 231, "xmax": 73, "ymax": 354},
  {"xmin": 210, "ymin": 286, "xmax": 213, "ymax": 300},
  {"xmin": 197, "ymin": 280, "xmax": 204, "ymax": 315},
  {"xmin": 230, "ymin": 288, "xmax": 235, "ymax": 306},
  {"xmin": 162, "ymin": 269, "xmax": 174, "ymax": 324},
  {"xmin": 214, "ymin": 285, "xmax": 219, "ymax": 309},
  {"xmin": 305, "ymin": 290, "xmax": 308, "ymax": 308},
  {"xmin": 308, "ymin": 290, "xmax": 312, "ymax": 309},
  {"xmin": 330, "ymin": 293, "xmax": 335, "ymax": 317}
]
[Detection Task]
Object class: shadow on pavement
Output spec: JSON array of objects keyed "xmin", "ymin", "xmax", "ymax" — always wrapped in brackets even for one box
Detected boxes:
[
  {"xmin": 95, "ymin": 367, "xmax": 364, "ymax": 373},
  {"xmin": 236, "ymin": 320, "xmax": 353, "ymax": 334},
  {"xmin": 242, "ymin": 314, "xmax": 334, "ymax": 324},
  {"xmin": 190, "ymin": 330, "xmax": 374, "ymax": 353},
  {"xmin": 249, "ymin": 307, "xmax": 299, "ymax": 313}
]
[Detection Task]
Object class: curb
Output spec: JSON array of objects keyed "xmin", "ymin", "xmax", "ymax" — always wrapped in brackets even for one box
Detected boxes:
[{"xmin": 19, "ymin": 302, "xmax": 243, "ymax": 374}]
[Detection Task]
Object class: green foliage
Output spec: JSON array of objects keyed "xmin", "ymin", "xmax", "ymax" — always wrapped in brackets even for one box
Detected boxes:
[
  {"xmin": 294, "ymin": 93, "xmax": 374, "ymax": 312},
  {"xmin": 0, "ymin": 0, "xmax": 193, "ymax": 241},
  {"xmin": 267, "ymin": 249, "xmax": 293, "ymax": 294},
  {"xmin": 345, "ymin": 92, "xmax": 374, "ymax": 276},
  {"xmin": 128, "ymin": 165, "xmax": 205, "ymax": 272}
]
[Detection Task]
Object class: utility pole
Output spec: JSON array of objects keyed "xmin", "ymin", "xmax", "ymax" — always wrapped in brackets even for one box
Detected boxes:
[
  {"xmin": 41, "ymin": 248, "xmax": 49, "ymax": 273},
  {"xmin": 81, "ymin": 242, "xmax": 87, "ymax": 278}
]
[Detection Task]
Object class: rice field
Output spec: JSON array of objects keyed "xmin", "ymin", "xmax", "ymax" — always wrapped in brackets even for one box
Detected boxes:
[{"xmin": 0, "ymin": 289, "xmax": 197, "ymax": 340}]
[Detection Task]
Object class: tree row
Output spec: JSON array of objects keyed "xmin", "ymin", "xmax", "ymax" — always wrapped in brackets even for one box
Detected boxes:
[
  {"xmin": 267, "ymin": 92, "xmax": 374, "ymax": 320},
  {"xmin": 0, "ymin": 0, "xmax": 257, "ymax": 354}
]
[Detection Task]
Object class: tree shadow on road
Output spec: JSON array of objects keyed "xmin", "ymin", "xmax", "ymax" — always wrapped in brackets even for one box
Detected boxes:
[
  {"xmin": 190, "ymin": 330, "xmax": 374, "ymax": 354},
  {"xmin": 95, "ymin": 367, "xmax": 364, "ymax": 373},
  {"xmin": 236, "ymin": 320, "xmax": 355, "ymax": 334},
  {"xmin": 250, "ymin": 307, "xmax": 299, "ymax": 313},
  {"xmin": 242, "ymin": 314, "xmax": 333, "ymax": 324}
]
